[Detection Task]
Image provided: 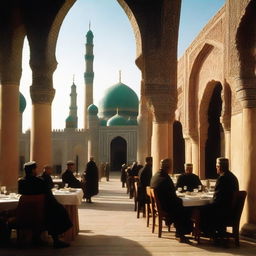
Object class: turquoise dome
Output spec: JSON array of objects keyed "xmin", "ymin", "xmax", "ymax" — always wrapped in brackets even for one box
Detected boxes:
[
  {"xmin": 87, "ymin": 104, "xmax": 98, "ymax": 115},
  {"xmin": 100, "ymin": 119, "xmax": 107, "ymax": 126},
  {"xmin": 99, "ymin": 82, "xmax": 139, "ymax": 119},
  {"xmin": 19, "ymin": 92, "xmax": 26, "ymax": 113},
  {"xmin": 107, "ymin": 114, "xmax": 127, "ymax": 126},
  {"xmin": 126, "ymin": 117, "xmax": 138, "ymax": 126}
]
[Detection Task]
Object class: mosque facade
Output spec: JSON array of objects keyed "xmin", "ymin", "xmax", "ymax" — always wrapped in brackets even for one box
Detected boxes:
[{"xmin": 19, "ymin": 28, "xmax": 139, "ymax": 173}]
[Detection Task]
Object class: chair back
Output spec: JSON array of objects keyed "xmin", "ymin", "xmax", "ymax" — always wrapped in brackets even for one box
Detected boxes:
[
  {"xmin": 229, "ymin": 190, "xmax": 247, "ymax": 225},
  {"xmin": 16, "ymin": 194, "xmax": 46, "ymax": 229},
  {"xmin": 150, "ymin": 188, "xmax": 168, "ymax": 217}
]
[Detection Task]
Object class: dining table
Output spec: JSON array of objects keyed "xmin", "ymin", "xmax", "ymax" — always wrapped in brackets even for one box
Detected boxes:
[
  {"xmin": 0, "ymin": 188, "xmax": 83, "ymax": 242},
  {"xmin": 177, "ymin": 191, "xmax": 214, "ymax": 207},
  {"xmin": 53, "ymin": 188, "xmax": 83, "ymax": 241}
]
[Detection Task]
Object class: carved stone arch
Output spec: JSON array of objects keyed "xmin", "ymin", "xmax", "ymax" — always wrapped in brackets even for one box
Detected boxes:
[
  {"xmin": 236, "ymin": 0, "xmax": 256, "ymax": 79},
  {"xmin": 187, "ymin": 43, "xmax": 214, "ymax": 140}
]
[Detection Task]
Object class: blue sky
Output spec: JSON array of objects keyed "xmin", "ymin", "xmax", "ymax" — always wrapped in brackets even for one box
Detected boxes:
[{"xmin": 20, "ymin": 0, "xmax": 225, "ymax": 131}]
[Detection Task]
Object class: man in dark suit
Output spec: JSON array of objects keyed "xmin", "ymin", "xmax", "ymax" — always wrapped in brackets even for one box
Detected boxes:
[
  {"xmin": 62, "ymin": 161, "xmax": 82, "ymax": 188},
  {"xmin": 18, "ymin": 161, "xmax": 72, "ymax": 248},
  {"xmin": 200, "ymin": 157, "xmax": 239, "ymax": 239},
  {"xmin": 176, "ymin": 163, "xmax": 202, "ymax": 192},
  {"xmin": 40, "ymin": 165, "xmax": 54, "ymax": 190},
  {"xmin": 137, "ymin": 157, "xmax": 153, "ymax": 206},
  {"xmin": 150, "ymin": 158, "xmax": 192, "ymax": 243}
]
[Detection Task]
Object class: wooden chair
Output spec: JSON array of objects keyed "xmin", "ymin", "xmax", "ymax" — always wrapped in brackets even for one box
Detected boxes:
[
  {"xmin": 224, "ymin": 190, "xmax": 247, "ymax": 246},
  {"xmin": 150, "ymin": 188, "xmax": 171, "ymax": 238},
  {"xmin": 9, "ymin": 194, "xmax": 46, "ymax": 244},
  {"xmin": 146, "ymin": 186, "xmax": 152, "ymax": 228},
  {"xmin": 135, "ymin": 181, "xmax": 146, "ymax": 218}
]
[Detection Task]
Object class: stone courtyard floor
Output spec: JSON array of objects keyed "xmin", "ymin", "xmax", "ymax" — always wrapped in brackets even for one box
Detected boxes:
[{"xmin": 1, "ymin": 173, "xmax": 256, "ymax": 256}]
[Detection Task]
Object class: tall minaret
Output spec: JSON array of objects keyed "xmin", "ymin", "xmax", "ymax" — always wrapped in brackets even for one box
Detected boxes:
[
  {"xmin": 84, "ymin": 22, "xmax": 94, "ymax": 129},
  {"xmin": 65, "ymin": 76, "xmax": 78, "ymax": 129}
]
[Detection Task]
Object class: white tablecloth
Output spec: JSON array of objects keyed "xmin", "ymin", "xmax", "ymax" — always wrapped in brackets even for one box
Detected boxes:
[
  {"xmin": 53, "ymin": 188, "xmax": 83, "ymax": 205},
  {"xmin": 178, "ymin": 193, "xmax": 213, "ymax": 207}
]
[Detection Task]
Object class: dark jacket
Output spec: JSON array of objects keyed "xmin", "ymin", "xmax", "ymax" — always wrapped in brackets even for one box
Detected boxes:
[
  {"xmin": 176, "ymin": 173, "xmax": 202, "ymax": 192},
  {"xmin": 18, "ymin": 175, "xmax": 72, "ymax": 236},
  {"xmin": 62, "ymin": 170, "xmax": 81, "ymax": 188},
  {"xmin": 83, "ymin": 160, "xmax": 99, "ymax": 198},
  {"xmin": 150, "ymin": 170, "xmax": 183, "ymax": 216},
  {"xmin": 213, "ymin": 170, "xmax": 239, "ymax": 210},
  {"xmin": 40, "ymin": 172, "xmax": 54, "ymax": 190},
  {"xmin": 137, "ymin": 164, "xmax": 152, "ymax": 203}
]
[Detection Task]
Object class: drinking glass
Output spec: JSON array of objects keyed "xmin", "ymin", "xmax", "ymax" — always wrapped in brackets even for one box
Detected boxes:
[
  {"xmin": 193, "ymin": 188, "xmax": 199, "ymax": 193},
  {"xmin": 54, "ymin": 184, "xmax": 59, "ymax": 190},
  {"xmin": 183, "ymin": 186, "xmax": 187, "ymax": 192},
  {"xmin": 198, "ymin": 185, "xmax": 202, "ymax": 191},
  {"xmin": 64, "ymin": 183, "xmax": 68, "ymax": 188},
  {"xmin": 0, "ymin": 186, "xmax": 7, "ymax": 194},
  {"xmin": 177, "ymin": 187, "xmax": 182, "ymax": 193}
]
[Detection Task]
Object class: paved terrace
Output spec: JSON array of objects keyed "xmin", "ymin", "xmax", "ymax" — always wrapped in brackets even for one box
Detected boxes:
[{"xmin": 1, "ymin": 173, "xmax": 256, "ymax": 256}]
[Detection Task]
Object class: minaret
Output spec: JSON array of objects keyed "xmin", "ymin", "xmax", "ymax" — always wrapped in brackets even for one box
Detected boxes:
[
  {"xmin": 65, "ymin": 76, "xmax": 78, "ymax": 129},
  {"xmin": 84, "ymin": 22, "xmax": 94, "ymax": 129}
]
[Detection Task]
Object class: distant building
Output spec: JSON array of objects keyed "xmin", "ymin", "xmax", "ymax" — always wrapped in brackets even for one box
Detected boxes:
[{"xmin": 19, "ymin": 28, "xmax": 139, "ymax": 174}]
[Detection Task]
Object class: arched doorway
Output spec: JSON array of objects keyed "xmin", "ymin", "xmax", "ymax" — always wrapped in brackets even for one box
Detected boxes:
[
  {"xmin": 173, "ymin": 121, "xmax": 185, "ymax": 174},
  {"xmin": 110, "ymin": 136, "xmax": 127, "ymax": 172},
  {"xmin": 205, "ymin": 83, "xmax": 223, "ymax": 178}
]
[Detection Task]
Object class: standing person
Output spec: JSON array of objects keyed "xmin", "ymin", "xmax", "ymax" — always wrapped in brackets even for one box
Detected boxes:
[
  {"xmin": 18, "ymin": 161, "xmax": 72, "ymax": 248},
  {"xmin": 200, "ymin": 157, "xmax": 239, "ymax": 239},
  {"xmin": 83, "ymin": 157, "xmax": 99, "ymax": 203},
  {"xmin": 137, "ymin": 157, "xmax": 153, "ymax": 206},
  {"xmin": 150, "ymin": 158, "xmax": 192, "ymax": 243},
  {"xmin": 176, "ymin": 163, "xmax": 202, "ymax": 192},
  {"xmin": 62, "ymin": 161, "xmax": 82, "ymax": 188},
  {"xmin": 40, "ymin": 165, "xmax": 54, "ymax": 190},
  {"xmin": 99, "ymin": 162, "xmax": 105, "ymax": 181},
  {"xmin": 104, "ymin": 162, "xmax": 110, "ymax": 181},
  {"xmin": 120, "ymin": 163, "xmax": 127, "ymax": 188}
]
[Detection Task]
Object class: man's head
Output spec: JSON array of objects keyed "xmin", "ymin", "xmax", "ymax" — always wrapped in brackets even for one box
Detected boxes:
[
  {"xmin": 184, "ymin": 163, "xmax": 193, "ymax": 174},
  {"xmin": 43, "ymin": 165, "xmax": 53, "ymax": 175},
  {"xmin": 145, "ymin": 156, "xmax": 153, "ymax": 165},
  {"xmin": 216, "ymin": 157, "xmax": 229, "ymax": 175},
  {"xmin": 160, "ymin": 158, "xmax": 172, "ymax": 174},
  {"xmin": 24, "ymin": 161, "xmax": 37, "ymax": 176},
  {"xmin": 66, "ymin": 160, "xmax": 75, "ymax": 172},
  {"xmin": 90, "ymin": 156, "xmax": 94, "ymax": 161}
]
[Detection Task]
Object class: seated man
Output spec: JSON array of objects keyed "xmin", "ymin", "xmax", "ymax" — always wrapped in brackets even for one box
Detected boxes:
[
  {"xmin": 150, "ymin": 158, "xmax": 192, "ymax": 243},
  {"xmin": 137, "ymin": 157, "xmax": 153, "ymax": 206},
  {"xmin": 18, "ymin": 161, "xmax": 72, "ymax": 248},
  {"xmin": 62, "ymin": 161, "xmax": 82, "ymax": 188},
  {"xmin": 39, "ymin": 165, "xmax": 54, "ymax": 190},
  {"xmin": 176, "ymin": 163, "xmax": 202, "ymax": 192},
  {"xmin": 200, "ymin": 157, "xmax": 239, "ymax": 239}
]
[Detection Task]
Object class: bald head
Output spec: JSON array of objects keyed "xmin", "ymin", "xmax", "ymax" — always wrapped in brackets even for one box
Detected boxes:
[{"xmin": 160, "ymin": 158, "xmax": 172, "ymax": 173}]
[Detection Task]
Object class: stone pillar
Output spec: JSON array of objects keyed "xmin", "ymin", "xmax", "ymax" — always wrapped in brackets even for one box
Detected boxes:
[
  {"xmin": 151, "ymin": 120, "xmax": 172, "ymax": 174},
  {"xmin": 191, "ymin": 139, "xmax": 199, "ymax": 176},
  {"xmin": 137, "ymin": 94, "xmax": 151, "ymax": 164},
  {"xmin": 0, "ymin": 83, "xmax": 20, "ymax": 191},
  {"xmin": 30, "ymin": 62, "xmax": 56, "ymax": 172},
  {"xmin": 147, "ymin": 89, "xmax": 176, "ymax": 174},
  {"xmin": 236, "ymin": 83, "xmax": 256, "ymax": 238},
  {"xmin": 184, "ymin": 136, "xmax": 192, "ymax": 163}
]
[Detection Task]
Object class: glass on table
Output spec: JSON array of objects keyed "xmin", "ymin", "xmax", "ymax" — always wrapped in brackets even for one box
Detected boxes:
[
  {"xmin": 54, "ymin": 184, "xmax": 59, "ymax": 190},
  {"xmin": 183, "ymin": 186, "xmax": 187, "ymax": 192},
  {"xmin": 198, "ymin": 185, "xmax": 202, "ymax": 191},
  {"xmin": 64, "ymin": 183, "xmax": 69, "ymax": 189},
  {"xmin": 177, "ymin": 187, "xmax": 182, "ymax": 193},
  {"xmin": 0, "ymin": 186, "xmax": 7, "ymax": 194},
  {"xmin": 193, "ymin": 188, "xmax": 199, "ymax": 193}
]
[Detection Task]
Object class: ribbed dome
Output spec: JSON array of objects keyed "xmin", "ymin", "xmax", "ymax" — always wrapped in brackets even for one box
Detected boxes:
[
  {"xmin": 107, "ymin": 113, "xmax": 127, "ymax": 127},
  {"xmin": 99, "ymin": 82, "xmax": 139, "ymax": 119},
  {"xmin": 87, "ymin": 104, "xmax": 98, "ymax": 115},
  {"xmin": 19, "ymin": 92, "xmax": 26, "ymax": 113}
]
